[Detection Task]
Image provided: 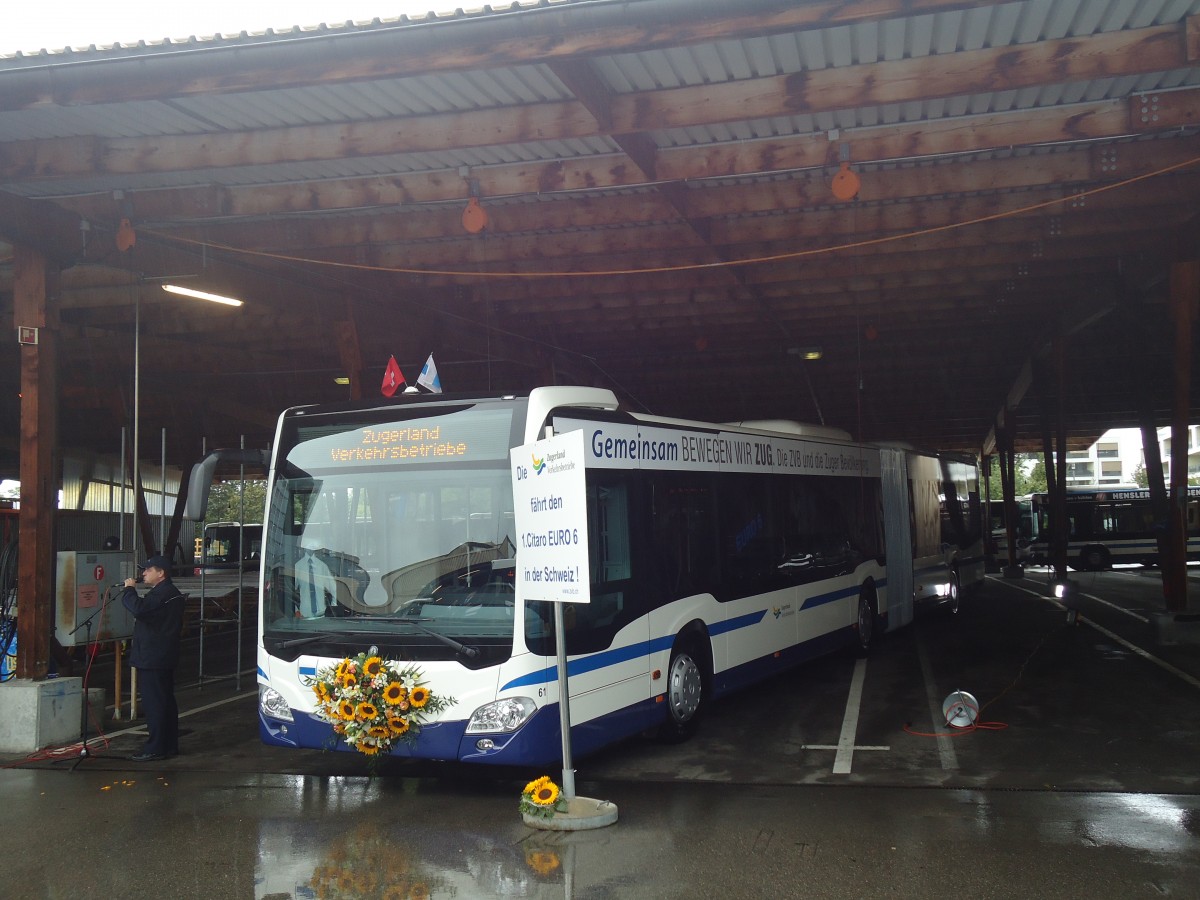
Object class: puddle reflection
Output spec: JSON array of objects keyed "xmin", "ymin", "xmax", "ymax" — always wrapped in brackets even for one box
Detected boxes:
[{"xmin": 256, "ymin": 816, "xmax": 580, "ymax": 899}]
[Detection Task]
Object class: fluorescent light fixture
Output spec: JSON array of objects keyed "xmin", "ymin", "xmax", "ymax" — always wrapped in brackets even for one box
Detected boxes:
[
  {"xmin": 333, "ymin": 376, "xmax": 351, "ymax": 385},
  {"xmin": 787, "ymin": 346, "xmax": 823, "ymax": 361},
  {"xmin": 162, "ymin": 284, "xmax": 243, "ymax": 307}
]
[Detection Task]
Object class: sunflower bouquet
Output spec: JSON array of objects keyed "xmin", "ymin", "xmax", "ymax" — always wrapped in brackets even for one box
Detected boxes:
[
  {"xmin": 305, "ymin": 651, "xmax": 452, "ymax": 758},
  {"xmin": 519, "ymin": 775, "xmax": 567, "ymax": 819}
]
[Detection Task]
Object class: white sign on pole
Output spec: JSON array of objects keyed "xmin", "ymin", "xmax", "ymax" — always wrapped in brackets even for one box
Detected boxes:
[{"xmin": 510, "ymin": 429, "xmax": 590, "ymax": 604}]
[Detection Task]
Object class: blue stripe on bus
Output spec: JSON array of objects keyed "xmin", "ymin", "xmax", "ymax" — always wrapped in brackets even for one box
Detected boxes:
[
  {"xmin": 799, "ymin": 583, "xmax": 862, "ymax": 610},
  {"xmin": 289, "ymin": 589, "xmax": 875, "ymax": 694},
  {"xmin": 501, "ymin": 609, "xmax": 768, "ymax": 691}
]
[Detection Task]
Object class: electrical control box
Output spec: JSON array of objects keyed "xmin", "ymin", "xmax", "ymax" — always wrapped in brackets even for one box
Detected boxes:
[{"xmin": 55, "ymin": 551, "xmax": 137, "ymax": 647}]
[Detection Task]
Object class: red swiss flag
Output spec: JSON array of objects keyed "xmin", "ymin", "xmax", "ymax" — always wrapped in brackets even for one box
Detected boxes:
[{"xmin": 381, "ymin": 355, "xmax": 405, "ymax": 397}]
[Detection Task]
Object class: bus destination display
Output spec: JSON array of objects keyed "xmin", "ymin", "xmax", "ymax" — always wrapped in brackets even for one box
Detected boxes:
[{"xmin": 290, "ymin": 408, "xmax": 515, "ymax": 470}]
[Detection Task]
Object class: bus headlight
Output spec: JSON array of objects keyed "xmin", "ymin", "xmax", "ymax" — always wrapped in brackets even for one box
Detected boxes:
[
  {"xmin": 465, "ymin": 696, "xmax": 537, "ymax": 733},
  {"xmin": 259, "ymin": 685, "xmax": 294, "ymax": 722}
]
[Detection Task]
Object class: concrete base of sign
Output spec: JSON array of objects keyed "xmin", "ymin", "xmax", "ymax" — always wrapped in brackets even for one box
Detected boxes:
[
  {"xmin": 0, "ymin": 677, "xmax": 84, "ymax": 754},
  {"xmin": 1151, "ymin": 611, "xmax": 1200, "ymax": 647},
  {"xmin": 522, "ymin": 796, "xmax": 619, "ymax": 831}
]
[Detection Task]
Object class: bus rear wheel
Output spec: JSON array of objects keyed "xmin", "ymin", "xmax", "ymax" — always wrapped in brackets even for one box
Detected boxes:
[
  {"xmin": 946, "ymin": 569, "xmax": 961, "ymax": 615},
  {"xmin": 659, "ymin": 641, "xmax": 705, "ymax": 743},
  {"xmin": 1080, "ymin": 546, "xmax": 1110, "ymax": 571},
  {"xmin": 856, "ymin": 585, "xmax": 878, "ymax": 656}
]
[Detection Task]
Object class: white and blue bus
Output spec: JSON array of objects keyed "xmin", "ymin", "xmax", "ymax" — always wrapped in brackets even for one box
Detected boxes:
[{"xmin": 187, "ymin": 387, "xmax": 979, "ymax": 765}]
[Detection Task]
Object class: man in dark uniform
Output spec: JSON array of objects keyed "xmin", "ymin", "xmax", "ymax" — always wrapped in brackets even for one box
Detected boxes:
[{"xmin": 120, "ymin": 554, "xmax": 185, "ymax": 761}]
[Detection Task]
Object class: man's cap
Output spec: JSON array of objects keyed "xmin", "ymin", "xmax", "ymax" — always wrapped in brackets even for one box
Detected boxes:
[{"xmin": 138, "ymin": 554, "xmax": 172, "ymax": 571}]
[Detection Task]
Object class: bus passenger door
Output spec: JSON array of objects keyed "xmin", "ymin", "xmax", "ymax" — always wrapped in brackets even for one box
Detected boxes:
[{"xmin": 561, "ymin": 474, "xmax": 650, "ymax": 740}]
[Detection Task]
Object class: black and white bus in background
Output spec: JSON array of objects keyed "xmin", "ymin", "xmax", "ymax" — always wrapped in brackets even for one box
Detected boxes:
[{"xmin": 1028, "ymin": 485, "xmax": 1200, "ymax": 571}]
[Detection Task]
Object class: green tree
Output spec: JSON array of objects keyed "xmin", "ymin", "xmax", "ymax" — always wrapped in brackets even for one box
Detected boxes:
[
  {"xmin": 1023, "ymin": 460, "xmax": 1048, "ymax": 496},
  {"xmin": 987, "ymin": 454, "xmax": 1046, "ymax": 500},
  {"xmin": 204, "ymin": 479, "xmax": 267, "ymax": 525}
]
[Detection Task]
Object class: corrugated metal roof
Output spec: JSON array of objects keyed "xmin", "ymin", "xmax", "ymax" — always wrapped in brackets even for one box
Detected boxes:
[
  {"xmin": 3, "ymin": 0, "xmax": 1197, "ymax": 202},
  {"xmin": 0, "ymin": 0, "xmax": 585, "ymax": 61}
]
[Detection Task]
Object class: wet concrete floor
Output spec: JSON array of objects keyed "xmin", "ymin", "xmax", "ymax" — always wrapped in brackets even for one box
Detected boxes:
[{"xmin": 4, "ymin": 568, "xmax": 1200, "ymax": 898}]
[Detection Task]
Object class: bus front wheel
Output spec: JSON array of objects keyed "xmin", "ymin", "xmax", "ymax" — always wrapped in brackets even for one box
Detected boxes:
[{"xmin": 659, "ymin": 641, "xmax": 705, "ymax": 743}]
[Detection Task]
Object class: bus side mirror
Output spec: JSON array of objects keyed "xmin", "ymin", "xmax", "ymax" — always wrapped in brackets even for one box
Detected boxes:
[{"xmin": 184, "ymin": 448, "xmax": 268, "ymax": 521}]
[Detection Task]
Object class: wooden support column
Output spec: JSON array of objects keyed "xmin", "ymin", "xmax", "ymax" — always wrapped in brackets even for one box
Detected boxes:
[
  {"xmin": 13, "ymin": 246, "xmax": 59, "ymax": 680},
  {"xmin": 1165, "ymin": 261, "xmax": 1198, "ymax": 612},
  {"xmin": 334, "ymin": 310, "xmax": 365, "ymax": 401},
  {"xmin": 1050, "ymin": 335, "xmax": 1069, "ymax": 578},
  {"xmin": 994, "ymin": 417, "xmax": 1022, "ymax": 576}
]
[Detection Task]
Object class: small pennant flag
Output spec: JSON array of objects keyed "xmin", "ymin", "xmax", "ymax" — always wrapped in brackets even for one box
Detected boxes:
[
  {"xmin": 417, "ymin": 354, "xmax": 442, "ymax": 393},
  {"xmin": 381, "ymin": 355, "xmax": 405, "ymax": 397}
]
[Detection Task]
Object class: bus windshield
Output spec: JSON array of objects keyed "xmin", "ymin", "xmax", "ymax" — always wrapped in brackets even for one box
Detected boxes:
[{"xmin": 261, "ymin": 401, "xmax": 523, "ymax": 664}]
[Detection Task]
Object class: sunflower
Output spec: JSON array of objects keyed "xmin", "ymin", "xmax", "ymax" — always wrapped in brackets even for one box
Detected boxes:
[
  {"xmin": 312, "ymin": 681, "xmax": 330, "ymax": 703},
  {"xmin": 523, "ymin": 775, "xmax": 550, "ymax": 796},
  {"xmin": 356, "ymin": 700, "xmax": 379, "ymax": 721},
  {"xmin": 363, "ymin": 656, "xmax": 384, "ymax": 678},
  {"xmin": 531, "ymin": 780, "xmax": 560, "ymax": 807},
  {"xmin": 356, "ymin": 740, "xmax": 380, "ymax": 755},
  {"xmin": 335, "ymin": 658, "xmax": 353, "ymax": 679},
  {"xmin": 526, "ymin": 850, "xmax": 561, "ymax": 876},
  {"xmin": 337, "ymin": 699, "xmax": 356, "ymax": 720},
  {"xmin": 339, "ymin": 671, "xmax": 358, "ymax": 689},
  {"xmin": 383, "ymin": 682, "xmax": 407, "ymax": 705},
  {"xmin": 368, "ymin": 725, "xmax": 390, "ymax": 739},
  {"xmin": 388, "ymin": 716, "xmax": 410, "ymax": 736},
  {"xmin": 409, "ymin": 686, "xmax": 430, "ymax": 708}
]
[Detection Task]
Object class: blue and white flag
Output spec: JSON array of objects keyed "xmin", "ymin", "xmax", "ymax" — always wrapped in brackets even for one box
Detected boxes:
[{"xmin": 417, "ymin": 354, "xmax": 442, "ymax": 393}]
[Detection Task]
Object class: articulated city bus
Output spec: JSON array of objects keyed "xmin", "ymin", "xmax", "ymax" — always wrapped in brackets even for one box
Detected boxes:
[
  {"xmin": 1028, "ymin": 485, "xmax": 1200, "ymax": 570},
  {"xmin": 188, "ymin": 387, "xmax": 976, "ymax": 765}
]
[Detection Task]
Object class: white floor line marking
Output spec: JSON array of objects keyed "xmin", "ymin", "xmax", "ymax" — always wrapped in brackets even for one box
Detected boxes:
[
  {"xmin": 1079, "ymin": 592, "xmax": 1149, "ymax": 623},
  {"xmin": 94, "ymin": 689, "xmax": 258, "ymax": 741},
  {"xmin": 803, "ymin": 744, "xmax": 889, "ymax": 751},
  {"xmin": 917, "ymin": 631, "xmax": 958, "ymax": 772},
  {"xmin": 832, "ymin": 658, "xmax": 867, "ymax": 774},
  {"xmin": 989, "ymin": 576, "xmax": 1200, "ymax": 692}
]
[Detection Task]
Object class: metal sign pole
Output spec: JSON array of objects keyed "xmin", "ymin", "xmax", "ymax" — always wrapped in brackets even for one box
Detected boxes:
[{"xmin": 553, "ymin": 600, "xmax": 575, "ymax": 801}]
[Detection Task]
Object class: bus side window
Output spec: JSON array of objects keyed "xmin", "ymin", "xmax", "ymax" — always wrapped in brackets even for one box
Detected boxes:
[{"xmin": 651, "ymin": 474, "xmax": 716, "ymax": 600}]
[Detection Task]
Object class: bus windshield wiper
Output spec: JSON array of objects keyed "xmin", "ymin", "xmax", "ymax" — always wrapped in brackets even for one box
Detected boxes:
[
  {"xmin": 271, "ymin": 633, "xmax": 329, "ymax": 650},
  {"xmin": 372, "ymin": 617, "xmax": 480, "ymax": 659}
]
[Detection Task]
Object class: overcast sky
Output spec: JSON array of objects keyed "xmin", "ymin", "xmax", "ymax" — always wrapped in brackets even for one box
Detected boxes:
[{"xmin": 5, "ymin": 2, "xmax": 446, "ymax": 54}]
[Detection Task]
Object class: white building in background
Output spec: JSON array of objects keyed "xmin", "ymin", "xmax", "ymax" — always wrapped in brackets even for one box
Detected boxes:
[
  {"xmin": 1062, "ymin": 426, "xmax": 1200, "ymax": 488},
  {"xmin": 1158, "ymin": 425, "xmax": 1200, "ymax": 483}
]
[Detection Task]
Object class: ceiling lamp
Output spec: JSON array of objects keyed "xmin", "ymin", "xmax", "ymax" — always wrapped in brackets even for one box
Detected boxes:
[
  {"xmin": 788, "ymin": 346, "xmax": 823, "ymax": 361},
  {"xmin": 462, "ymin": 196, "xmax": 488, "ymax": 233},
  {"xmin": 162, "ymin": 284, "xmax": 243, "ymax": 307},
  {"xmin": 115, "ymin": 218, "xmax": 136, "ymax": 252},
  {"xmin": 831, "ymin": 161, "xmax": 861, "ymax": 201}
]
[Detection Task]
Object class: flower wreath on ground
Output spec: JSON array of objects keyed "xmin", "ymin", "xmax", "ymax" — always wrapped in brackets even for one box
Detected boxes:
[
  {"xmin": 305, "ymin": 651, "xmax": 453, "ymax": 758},
  {"xmin": 519, "ymin": 775, "xmax": 567, "ymax": 819}
]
